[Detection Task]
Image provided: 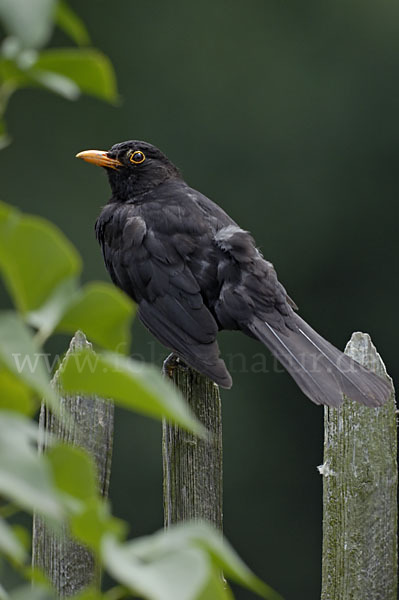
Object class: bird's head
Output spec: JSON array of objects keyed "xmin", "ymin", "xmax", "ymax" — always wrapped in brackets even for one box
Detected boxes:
[{"xmin": 76, "ymin": 140, "xmax": 181, "ymax": 201}]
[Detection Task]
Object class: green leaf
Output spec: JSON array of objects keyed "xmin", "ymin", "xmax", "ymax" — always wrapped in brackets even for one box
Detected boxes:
[
  {"xmin": 47, "ymin": 445, "xmax": 97, "ymax": 502},
  {"xmin": 0, "ymin": 583, "xmax": 8, "ymax": 600},
  {"xmin": 28, "ymin": 279, "xmax": 134, "ymax": 350},
  {"xmin": 0, "ymin": 0, "xmax": 56, "ymax": 49},
  {"xmin": 46, "ymin": 445, "xmax": 124, "ymax": 552},
  {"xmin": 196, "ymin": 567, "xmax": 234, "ymax": 600},
  {"xmin": 55, "ymin": 1, "xmax": 90, "ymax": 46},
  {"xmin": 103, "ymin": 535, "xmax": 211, "ymax": 600},
  {"xmin": 70, "ymin": 497, "xmax": 125, "ymax": 553},
  {"xmin": 122, "ymin": 522, "xmax": 282, "ymax": 600},
  {"xmin": 27, "ymin": 277, "xmax": 79, "ymax": 344},
  {"xmin": 0, "ymin": 517, "xmax": 26, "ymax": 562},
  {"xmin": 0, "ymin": 48, "xmax": 80, "ymax": 101},
  {"xmin": 35, "ymin": 49, "xmax": 118, "ymax": 103},
  {"xmin": 0, "ymin": 367, "xmax": 37, "ymax": 416},
  {"xmin": 0, "ymin": 202, "xmax": 81, "ymax": 313},
  {"xmin": 0, "ymin": 312, "xmax": 57, "ymax": 409},
  {"xmin": 0, "ymin": 412, "xmax": 64, "ymax": 518},
  {"xmin": 74, "ymin": 590, "xmax": 104, "ymax": 600},
  {"xmin": 59, "ymin": 349, "xmax": 206, "ymax": 437},
  {"xmin": 9, "ymin": 584, "xmax": 55, "ymax": 600},
  {"xmin": 75, "ymin": 588, "xmax": 109, "ymax": 600},
  {"xmin": 0, "ymin": 52, "xmax": 35, "ymax": 89},
  {"xmin": 102, "ymin": 523, "xmax": 269, "ymax": 600},
  {"xmin": 10, "ymin": 524, "xmax": 31, "ymax": 554},
  {"xmin": 57, "ymin": 282, "xmax": 135, "ymax": 352},
  {"xmin": 29, "ymin": 68, "xmax": 80, "ymax": 100},
  {"xmin": 0, "ymin": 47, "xmax": 117, "ymax": 106},
  {"xmin": 0, "ymin": 201, "xmax": 13, "ymax": 221}
]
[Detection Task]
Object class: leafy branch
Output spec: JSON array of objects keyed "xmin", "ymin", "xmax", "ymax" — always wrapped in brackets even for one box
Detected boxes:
[{"xmin": 0, "ymin": 0, "xmax": 117, "ymax": 147}]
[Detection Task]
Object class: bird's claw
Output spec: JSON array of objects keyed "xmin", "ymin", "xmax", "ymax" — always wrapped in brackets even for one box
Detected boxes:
[{"xmin": 162, "ymin": 353, "xmax": 180, "ymax": 378}]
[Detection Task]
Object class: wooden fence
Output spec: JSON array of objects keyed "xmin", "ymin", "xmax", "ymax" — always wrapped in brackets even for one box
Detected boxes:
[
  {"xmin": 32, "ymin": 332, "xmax": 114, "ymax": 597},
  {"xmin": 320, "ymin": 332, "xmax": 397, "ymax": 599},
  {"xmin": 32, "ymin": 331, "xmax": 397, "ymax": 599}
]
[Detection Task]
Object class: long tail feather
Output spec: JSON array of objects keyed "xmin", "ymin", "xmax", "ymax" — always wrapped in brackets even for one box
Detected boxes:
[{"xmin": 248, "ymin": 315, "xmax": 390, "ymax": 407}]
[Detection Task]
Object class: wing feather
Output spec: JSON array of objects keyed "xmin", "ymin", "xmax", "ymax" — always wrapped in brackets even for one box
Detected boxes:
[{"xmin": 99, "ymin": 205, "xmax": 232, "ymax": 387}]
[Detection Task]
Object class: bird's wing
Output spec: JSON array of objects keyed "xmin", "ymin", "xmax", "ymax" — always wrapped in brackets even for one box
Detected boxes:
[
  {"xmin": 213, "ymin": 224, "xmax": 296, "ymax": 333},
  {"xmin": 101, "ymin": 212, "xmax": 232, "ymax": 388},
  {"xmin": 212, "ymin": 224, "xmax": 390, "ymax": 406}
]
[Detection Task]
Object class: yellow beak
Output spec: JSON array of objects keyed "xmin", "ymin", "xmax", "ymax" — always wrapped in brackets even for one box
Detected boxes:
[{"xmin": 75, "ymin": 150, "xmax": 122, "ymax": 170}]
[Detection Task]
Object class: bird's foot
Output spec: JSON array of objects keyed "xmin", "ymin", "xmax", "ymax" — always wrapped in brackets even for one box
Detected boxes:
[{"xmin": 162, "ymin": 353, "xmax": 180, "ymax": 378}]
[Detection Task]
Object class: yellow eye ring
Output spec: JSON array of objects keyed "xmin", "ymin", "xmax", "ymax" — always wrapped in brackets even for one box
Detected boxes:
[{"xmin": 130, "ymin": 150, "xmax": 146, "ymax": 164}]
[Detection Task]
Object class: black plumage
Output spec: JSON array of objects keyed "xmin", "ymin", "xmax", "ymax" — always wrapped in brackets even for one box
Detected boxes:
[{"xmin": 77, "ymin": 140, "xmax": 390, "ymax": 407}]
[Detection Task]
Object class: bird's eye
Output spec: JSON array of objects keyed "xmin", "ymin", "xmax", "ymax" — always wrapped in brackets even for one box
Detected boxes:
[{"xmin": 130, "ymin": 150, "xmax": 146, "ymax": 164}]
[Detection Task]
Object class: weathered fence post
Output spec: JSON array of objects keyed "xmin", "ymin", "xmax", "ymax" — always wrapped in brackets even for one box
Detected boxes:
[
  {"xmin": 320, "ymin": 332, "xmax": 397, "ymax": 600},
  {"xmin": 32, "ymin": 331, "xmax": 114, "ymax": 598},
  {"xmin": 162, "ymin": 358, "xmax": 223, "ymax": 530}
]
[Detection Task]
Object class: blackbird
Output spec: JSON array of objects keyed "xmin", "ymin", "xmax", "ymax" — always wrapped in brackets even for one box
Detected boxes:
[{"xmin": 76, "ymin": 140, "xmax": 390, "ymax": 407}]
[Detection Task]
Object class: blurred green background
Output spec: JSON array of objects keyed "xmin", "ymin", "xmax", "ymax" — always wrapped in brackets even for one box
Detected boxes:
[{"xmin": 1, "ymin": 1, "xmax": 398, "ymax": 598}]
